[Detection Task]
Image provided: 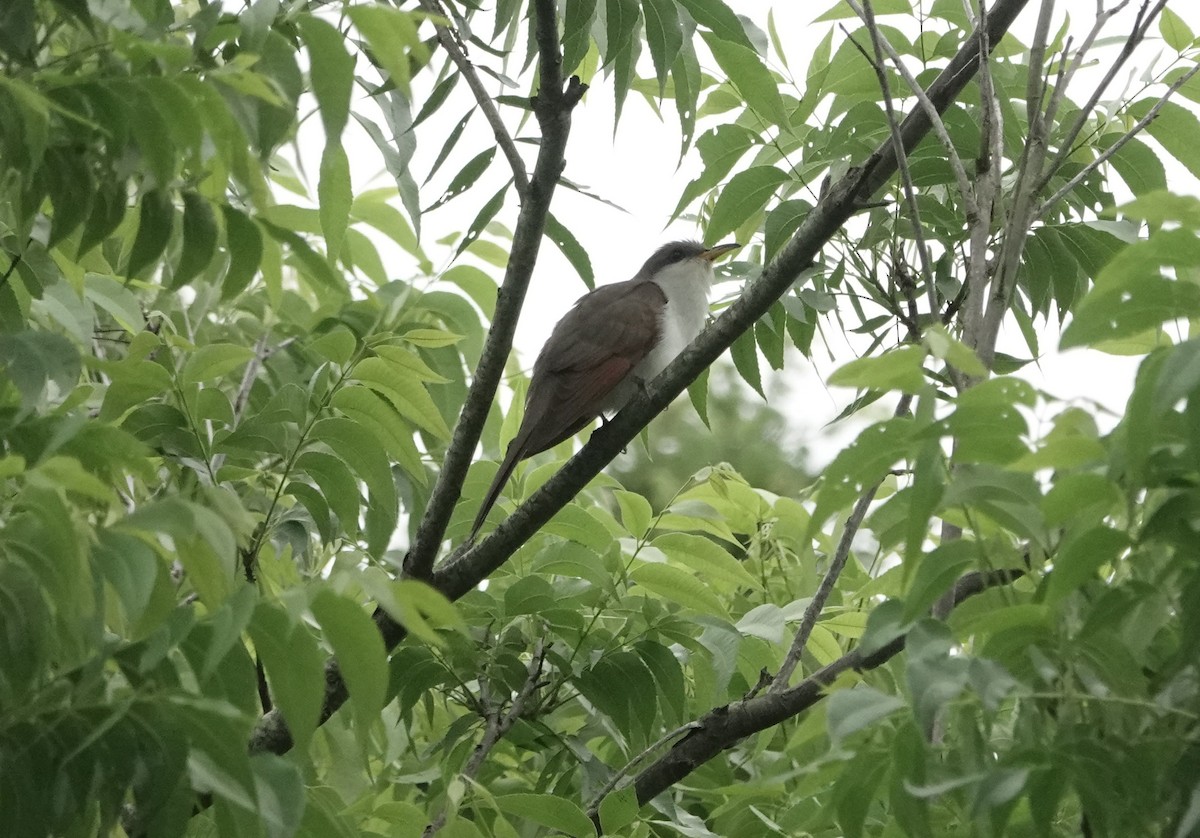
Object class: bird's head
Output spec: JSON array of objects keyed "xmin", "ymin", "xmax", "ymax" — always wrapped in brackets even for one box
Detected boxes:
[{"xmin": 638, "ymin": 240, "xmax": 740, "ymax": 289}]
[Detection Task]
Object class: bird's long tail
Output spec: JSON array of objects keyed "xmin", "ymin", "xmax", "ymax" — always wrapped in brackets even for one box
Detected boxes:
[{"xmin": 467, "ymin": 440, "xmax": 526, "ymax": 544}]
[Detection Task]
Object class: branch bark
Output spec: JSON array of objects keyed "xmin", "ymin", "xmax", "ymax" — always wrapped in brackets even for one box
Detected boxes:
[
  {"xmin": 432, "ymin": 0, "xmax": 1032, "ymax": 602},
  {"xmin": 606, "ymin": 569, "xmax": 1023, "ymax": 819},
  {"xmin": 405, "ymin": 0, "xmax": 586, "ymax": 581}
]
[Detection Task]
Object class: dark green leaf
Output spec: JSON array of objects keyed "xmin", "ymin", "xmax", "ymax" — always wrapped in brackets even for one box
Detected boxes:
[
  {"xmin": 298, "ymin": 15, "xmax": 355, "ymax": 142},
  {"xmin": 221, "ymin": 206, "xmax": 264, "ymax": 299},
  {"xmin": 705, "ymin": 165, "xmax": 787, "ymax": 246},
  {"xmin": 173, "ymin": 191, "xmax": 218, "ymax": 289},
  {"xmin": 544, "ymin": 213, "xmax": 594, "ymax": 289},
  {"xmin": 126, "ymin": 189, "xmax": 174, "ymax": 278},
  {"xmin": 641, "ymin": 0, "xmax": 682, "ymax": 92}
]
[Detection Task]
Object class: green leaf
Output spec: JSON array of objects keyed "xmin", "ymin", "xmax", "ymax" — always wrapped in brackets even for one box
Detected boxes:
[
  {"xmin": 249, "ymin": 602, "xmax": 324, "ymax": 754},
  {"xmin": 730, "ymin": 328, "xmax": 764, "ymax": 398},
  {"xmin": 1160, "ymin": 7, "xmax": 1194, "ymax": 51},
  {"xmin": 84, "ymin": 272, "xmax": 143, "ymax": 333},
  {"xmin": 428, "ymin": 147, "xmax": 495, "ymax": 211},
  {"xmin": 827, "ymin": 685, "xmax": 906, "ymax": 743},
  {"xmin": 641, "ymin": 0, "xmax": 682, "ymax": 92},
  {"xmin": 250, "ymin": 754, "xmax": 306, "ymax": 838},
  {"xmin": 597, "ymin": 786, "xmax": 639, "ymax": 835},
  {"xmin": 562, "ymin": 0, "xmax": 598, "ymax": 75},
  {"xmin": 319, "ymin": 143, "xmax": 352, "ymax": 260},
  {"xmin": 1045, "ymin": 526, "xmax": 1129, "ymax": 605},
  {"xmin": 923, "ymin": 324, "xmax": 986, "ymax": 377},
  {"xmin": 181, "ymin": 344, "xmax": 255, "ymax": 385},
  {"xmin": 676, "ymin": 0, "xmax": 753, "ymax": 49},
  {"xmin": 654, "ymin": 531, "xmax": 760, "ymax": 591},
  {"xmin": 174, "ymin": 191, "xmax": 219, "ymax": 288},
  {"xmin": 705, "ymin": 166, "xmax": 788, "ymax": 246},
  {"xmin": 309, "ymin": 587, "xmax": 388, "ymax": 740},
  {"xmin": 702, "ymin": 32, "xmax": 787, "ymax": 126},
  {"xmin": 330, "ymin": 386, "xmax": 426, "ymax": 485},
  {"xmin": 614, "ymin": 489, "xmax": 653, "ymax": 538},
  {"xmin": 347, "ymin": 5, "xmax": 422, "ymax": 96},
  {"xmin": 544, "ymin": 213, "xmax": 594, "ymax": 290},
  {"xmin": 829, "ymin": 345, "xmax": 928, "ymax": 393},
  {"xmin": 455, "ymin": 182, "xmax": 509, "ymax": 258},
  {"xmin": 221, "ymin": 206, "xmax": 264, "ymax": 299},
  {"xmin": 1060, "ymin": 228, "xmax": 1200, "ymax": 349},
  {"xmin": 126, "ymin": 189, "xmax": 174, "ymax": 278},
  {"xmin": 298, "ymin": 15, "xmax": 355, "ymax": 142},
  {"xmin": 352, "ymin": 355, "xmax": 451, "ymax": 439},
  {"xmin": 1133, "ymin": 100, "xmax": 1200, "ymax": 184},
  {"xmin": 631, "ymin": 562, "xmax": 727, "ymax": 615},
  {"xmin": 78, "ymin": 180, "xmax": 127, "ymax": 256},
  {"xmin": 309, "ymin": 417, "xmax": 397, "ymax": 556},
  {"xmin": 494, "ymin": 794, "xmax": 593, "ymax": 838}
]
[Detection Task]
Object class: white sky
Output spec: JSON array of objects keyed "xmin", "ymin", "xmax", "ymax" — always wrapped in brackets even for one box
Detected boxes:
[{"xmin": 307, "ymin": 1, "xmax": 1200, "ymax": 467}]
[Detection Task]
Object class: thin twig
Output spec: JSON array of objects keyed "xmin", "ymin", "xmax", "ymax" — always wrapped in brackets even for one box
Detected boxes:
[
  {"xmin": 771, "ymin": 393, "xmax": 913, "ymax": 692},
  {"xmin": 859, "ymin": 0, "xmax": 938, "ymax": 319},
  {"xmin": 585, "ymin": 721, "xmax": 702, "ymax": 818},
  {"xmin": 844, "ymin": 0, "xmax": 981, "ymax": 225},
  {"xmin": 423, "ymin": 639, "xmax": 547, "ymax": 837},
  {"xmin": 1038, "ymin": 0, "xmax": 1161, "ymax": 193},
  {"xmin": 405, "ymin": 0, "xmax": 585, "ymax": 580},
  {"xmin": 417, "ymin": 0, "xmax": 530, "ymax": 197},
  {"xmin": 1037, "ymin": 61, "xmax": 1200, "ymax": 216},
  {"xmin": 620, "ymin": 569, "xmax": 1024, "ymax": 809}
]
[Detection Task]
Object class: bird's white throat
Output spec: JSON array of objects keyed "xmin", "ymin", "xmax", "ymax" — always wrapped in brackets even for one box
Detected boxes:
[{"xmin": 638, "ymin": 259, "xmax": 714, "ymax": 380}]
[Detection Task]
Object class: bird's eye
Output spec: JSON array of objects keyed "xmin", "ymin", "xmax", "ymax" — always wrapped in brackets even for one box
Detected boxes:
[{"xmin": 671, "ymin": 248, "xmax": 684, "ymax": 261}]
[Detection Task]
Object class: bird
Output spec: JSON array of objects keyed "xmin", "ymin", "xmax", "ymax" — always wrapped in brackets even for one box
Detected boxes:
[{"xmin": 468, "ymin": 240, "xmax": 740, "ymax": 542}]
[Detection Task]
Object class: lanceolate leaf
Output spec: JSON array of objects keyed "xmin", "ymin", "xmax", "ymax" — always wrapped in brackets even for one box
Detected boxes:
[{"xmin": 544, "ymin": 213, "xmax": 594, "ymax": 290}]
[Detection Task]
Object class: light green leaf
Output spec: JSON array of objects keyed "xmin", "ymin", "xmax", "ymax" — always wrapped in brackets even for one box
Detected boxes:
[
  {"xmin": 676, "ymin": 0, "xmax": 753, "ymax": 49},
  {"xmin": 298, "ymin": 15, "xmax": 355, "ymax": 141},
  {"xmin": 309, "ymin": 587, "xmax": 388, "ymax": 740},
  {"xmin": 249, "ymin": 602, "xmax": 324, "ymax": 754},
  {"xmin": 352, "ymin": 356, "xmax": 451, "ymax": 439},
  {"xmin": 829, "ymin": 345, "xmax": 928, "ymax": 393},
  {"xmin": 702, "ymin": 32, "xmax": 787, "ymax": 126},
  {"xmin": 705, "ymin": 166, "xmax": 788, "ymax": 246},
  {"xmin": 614, "ymin": 489, "xmax": 653, "ymax": 538},
  {"xmin": 494, "ymin": 794, "xmax": 593, "ymax": 838},
  {"xmin": 319, "ymin": 143, "xmax": 352, "ymax": 260},
  {"xmin": 84, "ymin": 272, "xmax": 143, "ymax": 333},
  {"xmin": 654, "ymin": 531, "xmax": 760, "ymax": 590},
  {"xmin": 827, "ymin": 685, "xmax": 905, "ymax": 743},
  {"xmin": 181, "ymin": 344, "xmax": 255, "ymax": 385},
  {"xmin": 923, "ymin": 323, "xmax": 986, "ymax": 377},
  {"xmin": 631, "ymin": 562, "xmax": 727, "ymax": 615},
  {"xmin": 1160, "ymin": 7, "xmax": 1195, "ymax": 51},
  {"xmin": 598, "ymin": 786, "xmax": 639, "ymax": 835},
  {"xmin": 1045, "ymin": 526, "xmax": 1129, "ymax": 605},
  {"xmin": 346, "ymin": 5, "xmax": 422, "ymax": 96}
]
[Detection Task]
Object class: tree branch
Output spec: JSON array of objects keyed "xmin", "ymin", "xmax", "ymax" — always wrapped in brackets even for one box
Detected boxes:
[
  {"xmin": 612, "ymin": 569, "xmax": 1023, "ymax": 816},
  {"xmin": 228, "ymin": 0, "xmax": 1031, "ymax": 794},
  {"xmin": 770, "ymin": 394, "xmax": 912, "ymax": 693},
  {"xmin": 424, "ymin": 639, "xmax": 546, "ymax": 837},
  {"xmin": 405, "ymin": 0, "xmax": 586, "ymax": 581},
  {"xmin": 417, "ymin": 0, "xmax": 530, "ymax": 197},
  {"xmin": 432, "ymin": 0, "xmax": 1032, "ymax": 603}
]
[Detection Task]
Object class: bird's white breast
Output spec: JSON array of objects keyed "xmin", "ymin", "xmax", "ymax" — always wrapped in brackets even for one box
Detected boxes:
[
  {"xmin": 639, "ymin": 259, "xmax": 713, "ymax": 379},
  {"xmin": 599, "ymin": 258, "xmax": 715, "ymax": 414}
]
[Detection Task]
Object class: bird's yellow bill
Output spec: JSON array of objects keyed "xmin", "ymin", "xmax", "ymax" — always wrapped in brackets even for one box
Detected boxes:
[{"xmin": 701, "ymin": 242, "xmax": 741, "ymax": 262}]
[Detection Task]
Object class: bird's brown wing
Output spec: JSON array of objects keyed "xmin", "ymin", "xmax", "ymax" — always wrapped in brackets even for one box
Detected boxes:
[
  {"xmin": 468, "ymin": 279, "xmax": 665, "ymax": 541},
  {"xmin": 516, "ymin": 279, "xmax": 666, "ymax": 456}
]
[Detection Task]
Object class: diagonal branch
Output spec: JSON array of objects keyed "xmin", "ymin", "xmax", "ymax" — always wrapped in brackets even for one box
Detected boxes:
[
  {"xmin": 417, "ymin": 0, "xmax": 530, "ymax": 197},
  {"xmin": 609, "ymin": 569, "xmax": 1023, "ymax": 816},
  {"xmin": 239, "ymin": 0, "xmax": 1029, "ymax": 787},
  {"xmin": 405, "ymin": 0, "xmax": 586, "ymax": 581},
  {"xmin": 431, "ymin": 0, "xmax": 1032, "ymax": 603}
]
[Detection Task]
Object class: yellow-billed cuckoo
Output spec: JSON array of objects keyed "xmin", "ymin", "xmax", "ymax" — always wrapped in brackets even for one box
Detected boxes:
[{"xmin": 469, "ymin": 240, "xmax": 740, "ymax": 541}]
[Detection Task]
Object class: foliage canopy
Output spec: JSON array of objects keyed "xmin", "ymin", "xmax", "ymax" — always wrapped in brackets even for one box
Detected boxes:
[{"xmin": 3, "ymin": 1, "xmax": 1200, "ymax": 836}]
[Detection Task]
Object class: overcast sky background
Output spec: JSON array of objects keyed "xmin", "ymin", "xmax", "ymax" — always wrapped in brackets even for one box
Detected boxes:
[{"xmin": 302, "ymin": 2, "xmax": 1200, "ymax": 467}]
